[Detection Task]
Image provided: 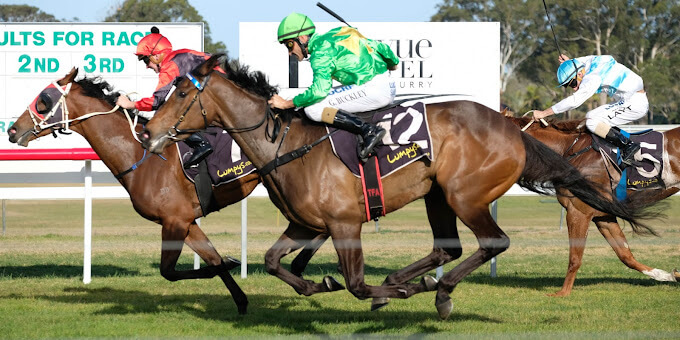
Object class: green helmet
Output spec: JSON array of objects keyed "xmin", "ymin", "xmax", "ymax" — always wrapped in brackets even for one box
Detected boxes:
[{"xmin": 277, "ymin": 12, "xmax": 315, "ymax": 42}]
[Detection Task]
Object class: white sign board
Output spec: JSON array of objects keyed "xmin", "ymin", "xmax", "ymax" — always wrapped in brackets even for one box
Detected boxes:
[
  {"xmin": 0, "ymin": 23, "xmax": 202, "ymax": 180},
  {"xmin": 239, "ymin": 22, "xmax": 499, "ymax": 110},
  {"xmin": 0, "ymin": 22, "xmax": 203, "ymax": 148}
]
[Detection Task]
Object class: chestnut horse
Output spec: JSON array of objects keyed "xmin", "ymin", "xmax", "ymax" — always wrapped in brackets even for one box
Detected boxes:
[
  {"xmin": 7, "ymin": 68, "xmax": 258, "ymax": 313},
  {"xmin": 505, "ymin": 116, "xmax": 679, "ymax": 296},
  {"xmin": 139, "ymin": 55, "xmax": 657, "ymax": 319}
]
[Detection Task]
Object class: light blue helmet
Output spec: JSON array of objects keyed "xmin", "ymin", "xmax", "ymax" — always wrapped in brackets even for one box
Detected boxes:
[{"xmin": 556, "ymin": 59, "xmax": 584, "ymax": 87}]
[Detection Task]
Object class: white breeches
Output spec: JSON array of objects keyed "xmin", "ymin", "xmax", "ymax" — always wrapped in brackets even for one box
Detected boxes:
[
  {"xmin": 303, "ymin": 73, "xmax": 396, "ymax": 122},
  {"xmin": 585, "ymin": 92, "xmax": 649, "ymax": 132}
]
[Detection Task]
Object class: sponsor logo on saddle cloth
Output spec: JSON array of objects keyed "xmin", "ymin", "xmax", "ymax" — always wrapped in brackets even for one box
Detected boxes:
[
  {"xmin": 327, "ymin": 101, "xmax": 434, "ymax": 178},
  {"xmin": 594, "ymin": 130, "xmax": 664, "ymax": 198},
  {"xmin": 178, "ymin": 126, "xmax": 256, "ymax": 185}
]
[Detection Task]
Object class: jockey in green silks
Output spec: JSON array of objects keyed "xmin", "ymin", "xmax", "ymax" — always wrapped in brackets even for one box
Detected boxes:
[{"xmin": 268, "ymin": 12, "xmax": 399, "ymax": 159}]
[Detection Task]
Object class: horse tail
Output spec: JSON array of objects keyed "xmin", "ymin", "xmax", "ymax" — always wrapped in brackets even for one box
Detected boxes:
[{"xmin": 518, "ymin": 133, "xmax": 659, "ymax": 236}]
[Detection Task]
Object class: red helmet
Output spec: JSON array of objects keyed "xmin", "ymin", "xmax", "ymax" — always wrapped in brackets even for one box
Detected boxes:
[{"xmin": 135, "ymin": 27, "xmax": 172, "ymax": 57}]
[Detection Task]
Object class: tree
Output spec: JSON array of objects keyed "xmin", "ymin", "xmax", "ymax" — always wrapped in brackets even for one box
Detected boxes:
[
  {"xmin": 104, "ymin": 0, "xmax": 226, "ymax": 55},
  {"xmin": 431, "ymin": 0, "xmax": 547, "ymax": 107},
  {"xmin": 0, "ymin": 4, "xmax": 59, "ymax": 22}
]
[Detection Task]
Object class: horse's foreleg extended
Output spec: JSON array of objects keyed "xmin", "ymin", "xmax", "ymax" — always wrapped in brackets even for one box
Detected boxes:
[
  {"xmin": 162, "ymin": 220, "xmax": 248, "ymax": 314},
  {"xmin": 265, "ymin": 223, "xmax": 344, "ymax": 296},
  {"xmin": 595, "ymin": 215, "xmax": 678, "ymax": 282},
  {"xmin": 550, "ymin": 203, "xmax": 592, "ymax": 297},
  {"xmin": 330, "ymin": 223, "xmax": 430, "ymax": 301}
]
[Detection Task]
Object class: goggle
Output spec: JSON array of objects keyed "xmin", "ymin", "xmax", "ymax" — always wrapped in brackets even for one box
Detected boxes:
[
  {"xmin": 137, "ymin": 35, "xmax": 164, "ymax": 65},
  {"xmin": 138, "ymin": 55, "xmax": 151, "ymax": 65},
  {"xmin": 283, "ymin": 38, "xmax": 300, "ymax": 52},
  {"xmin": 563, "ymin": 77, "xmax": 578, "ymax": 89}
]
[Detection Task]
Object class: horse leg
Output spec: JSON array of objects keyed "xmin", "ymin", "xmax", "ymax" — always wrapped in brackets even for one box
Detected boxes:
[
  {"xmin": 290, "ymin": 232, "xmax": 331, "ymax": 278},
  {"xmin": 595, "ymin": 215, "xmax": 678, "ymax": 282},
  {"xmin": 435, "ymin": 203, "xmax": 510, "ymax": 320},
  {"xmin": 329, "ymin": 223, "xmax": 430, "ymax": 301},
  {"xmin": 160, "ymin": 220, "xmax": 248, "ymax": 314},
  {"xmin": 371, "ymin": 185, "xmax": 462, "ymax": 310},
  {"xmin": 265, "ymin": 223, "xmax": 344, "ymax": 296},
  {"xmin": 549, "ymin": 202, "xmax": 592, "ymax": 297},
  {"xmin": 182, "ymin": 221, "xmax": 248, "ymax": 314}
]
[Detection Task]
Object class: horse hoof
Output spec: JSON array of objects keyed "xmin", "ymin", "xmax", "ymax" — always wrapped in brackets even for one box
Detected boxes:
[
  {"xmin": 435, "ymin": 296, "xmax": 453, "ymax": 320},
  {"xmin": 323, "ymin": 276, "xmax": 345, "ymax": 292},
  {"xmin": 421, "ymin": 275, "xmax": 438, "ymax": 291},
  {"xmin": 371, "ymin": 297, "xmax": 390, "ymax": 311},
  {"xmin": 222, "ymin": 256, "xmax": 241, "ymax": 271},
  {"xmin": 237, "ymin": 304, "xmax": 247, "ymax": 315}
]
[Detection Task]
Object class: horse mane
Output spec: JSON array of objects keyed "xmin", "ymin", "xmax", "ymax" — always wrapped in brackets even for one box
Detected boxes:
[
  {"xmin": 514, "ymin": 116, "xmax": 587, "ymax": 133},
  {"xmin": 76, "ymin": 76, "xmax": 120, "ymax": 108},
  {"xmin": 221, "ymin": 58, "xmax": 301, "ymax": 122}
]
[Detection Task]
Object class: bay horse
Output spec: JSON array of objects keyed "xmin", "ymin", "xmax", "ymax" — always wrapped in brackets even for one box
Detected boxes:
[
  {"xmin": 139, "ymin": 55, "xmax": 658, "ymax": 319},
  {"xmin": 6, "ymin": 68, "xmax": 259, "ymax": 313},
  {"xmin": 505, "ymin": 115, "xmax": 679, "ymax": 296}
]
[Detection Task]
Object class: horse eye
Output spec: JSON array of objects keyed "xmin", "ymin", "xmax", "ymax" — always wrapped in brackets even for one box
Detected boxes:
[{"xmin": 178, "ymin": 91, "xmax": 187, "ymax": 98}]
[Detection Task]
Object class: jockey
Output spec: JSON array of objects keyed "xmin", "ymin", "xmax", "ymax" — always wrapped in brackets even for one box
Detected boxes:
[
  {"xmin": 267, "ymin": 12, "xmax": 399, "ymax": 159},
  {"xmin": 116, "ymin": 26, "xmax": 225, "ymax": 169},
  {"xmin": 533, "ymin": 54, "xmax": 647, "ymax": 166}
]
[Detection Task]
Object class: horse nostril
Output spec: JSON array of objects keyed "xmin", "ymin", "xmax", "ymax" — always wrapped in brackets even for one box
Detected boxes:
[
  {"xmin": 8, "ymin": 127, "xmax": 16, "ymax": 135},
  {"xmin": 142, "ymin": 131, "xmax": 150, "ymax": 140}
]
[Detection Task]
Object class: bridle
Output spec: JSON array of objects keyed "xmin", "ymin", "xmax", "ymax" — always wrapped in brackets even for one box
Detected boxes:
[
  {"xmin": 21, "ymin": 80, "xmax": 141, "ymax": 143},
  {"xmin": 166, "ymin": 68, "xmax": 338, "ymax": 176},
  {"xmin": 27, "ymin": 81, "xmax": 73, "ymax": 137},
  {"xmin": 166, "ymin": 70, "xmax": 274, "ymax": 140}
]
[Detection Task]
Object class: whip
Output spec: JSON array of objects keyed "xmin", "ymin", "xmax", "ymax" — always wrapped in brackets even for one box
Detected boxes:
[{"xmin": 316, "ymin": 2, "xmax": 353, "ymax": 27}]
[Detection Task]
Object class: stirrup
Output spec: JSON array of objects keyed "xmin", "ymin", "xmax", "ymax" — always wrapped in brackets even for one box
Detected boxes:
[
  {"xmin": 620, "ymin": 144, "xmax": 641, "ymax": 167},
  {"xmin": 359, "ymin": 128, "xmax": 386, "ymax": 159},
  {"xmin": 184, "ymin": 146, "xmax": 213, "ymax": 169}
]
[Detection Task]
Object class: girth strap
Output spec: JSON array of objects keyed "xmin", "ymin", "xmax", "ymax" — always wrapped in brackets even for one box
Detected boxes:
[{"xmin": 259, "ymin": 129, "xmax": 339, "ymax": 176}]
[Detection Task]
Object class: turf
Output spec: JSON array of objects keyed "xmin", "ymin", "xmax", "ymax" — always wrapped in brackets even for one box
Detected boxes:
[{"xmin": 0, "ymin": 196, "xmax": 678, "ymax": 338}]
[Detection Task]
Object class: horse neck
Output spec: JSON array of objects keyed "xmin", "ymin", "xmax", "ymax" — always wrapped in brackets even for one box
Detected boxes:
[
  {"xmin": 66, "ymin": 95, "xmax": 147, "ymax": 177},
  {"xmin": 210, "ymin": 81, "xmax": 322, "ymax": 170},
  {"xmin": 509, "ymin": 117, "xmax": 583, "ymax": 155}
]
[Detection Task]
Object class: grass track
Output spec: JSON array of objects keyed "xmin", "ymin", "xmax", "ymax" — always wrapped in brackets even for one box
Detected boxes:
[{"xmin": 1, "ymin": 196, "xmax": 679, "ymax": 338}]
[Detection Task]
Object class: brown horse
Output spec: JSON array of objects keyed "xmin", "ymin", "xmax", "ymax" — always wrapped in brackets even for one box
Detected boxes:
[
  {"xmin": 139, "ymin": 55, "xmax": 657, "ymax": 319},
  {"xmin": 7, "ymin": 68, "xmax": 258, "ymax": 314},
  {"xmin": 505, "ymin": 115, "xmax": 679, "ymax": 296}
]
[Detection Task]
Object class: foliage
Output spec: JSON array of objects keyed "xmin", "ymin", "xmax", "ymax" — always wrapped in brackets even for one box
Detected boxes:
[
  {"xmin": 432, "ymin": 0, "xmax": 680, "ymax": 122},
  {"xmin": 104, "ymin": 0, "xmax": 227, "ymax": 55},
  {"xmin": 0, "ymin": 4, "xmax": 59, "ymax": 22}
]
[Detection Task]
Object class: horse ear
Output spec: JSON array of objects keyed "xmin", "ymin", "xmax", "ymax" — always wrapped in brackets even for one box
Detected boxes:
[
  {"xmin": 197, "ymin": 53, "xmax": 226, "ymax": 76},
  {"xmin": 58, "ymin": 67, "xmax": 78, "ymax": 85}
]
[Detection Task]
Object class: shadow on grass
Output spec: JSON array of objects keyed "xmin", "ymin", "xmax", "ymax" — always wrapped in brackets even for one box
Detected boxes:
[
  {"xmin": 462, "ymin": 272, "xmax": 675, "ymax": 291},
  {"xmin": 0, "ymin": 265, "xmax": 139, "ymax": 279},
  {"xmin": 21, "ymin": 286, "xmax": 499, "ymax": 332}
]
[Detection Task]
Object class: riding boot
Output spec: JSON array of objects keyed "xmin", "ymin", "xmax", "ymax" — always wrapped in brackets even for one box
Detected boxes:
[
  {"xmin": 183, "ymin": 132, "xmax": 213, "ymax": 169},
  {"xmin": 331, "ymin": 110, "xmax": 386, "ymax": 159},
  {"xmin": 605, "ymin": 127, "xmax": 640, "ymax": 166}
]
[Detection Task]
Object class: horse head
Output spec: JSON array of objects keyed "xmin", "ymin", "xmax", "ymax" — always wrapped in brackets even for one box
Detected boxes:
[{"xmin": 8, "ymin": 68, "xmax": 80, "ymax": 146}]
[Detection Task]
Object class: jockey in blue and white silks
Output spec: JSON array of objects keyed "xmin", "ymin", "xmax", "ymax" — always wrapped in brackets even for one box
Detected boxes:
[{"xmin": 533, "ymin": 54, "xmax": 648, "ymax": 166}]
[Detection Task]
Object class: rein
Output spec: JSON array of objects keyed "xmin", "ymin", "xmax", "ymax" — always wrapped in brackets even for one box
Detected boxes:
[
  {"xmin": 25, "ymin": 79, "xmax": 165, "ymax": 178},
  {"xmin": 172, "ymin": 69, "xmax": 338, "ymax": 176},
  {"xmin": 564, "ymin": 131, "xmax": 592, "ymax": 161}
]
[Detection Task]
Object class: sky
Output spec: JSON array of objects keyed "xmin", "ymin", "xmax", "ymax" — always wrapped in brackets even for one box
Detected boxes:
[{"xmin": 6, "ymin": 0, "xmax": 444, "ymax": 56}]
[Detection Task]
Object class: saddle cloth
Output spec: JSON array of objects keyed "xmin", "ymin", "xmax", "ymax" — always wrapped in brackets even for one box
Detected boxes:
[
  {"xmin": 327, "ymin": 101, "xmax": 434, "ymax": 178},
  {"xmin": 593, "ymin": 129, "xmax": 665, "ymax": 197},
  {"xmin": 178, "ymin": 126, "xmax": 257, "ymax": 186}
]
